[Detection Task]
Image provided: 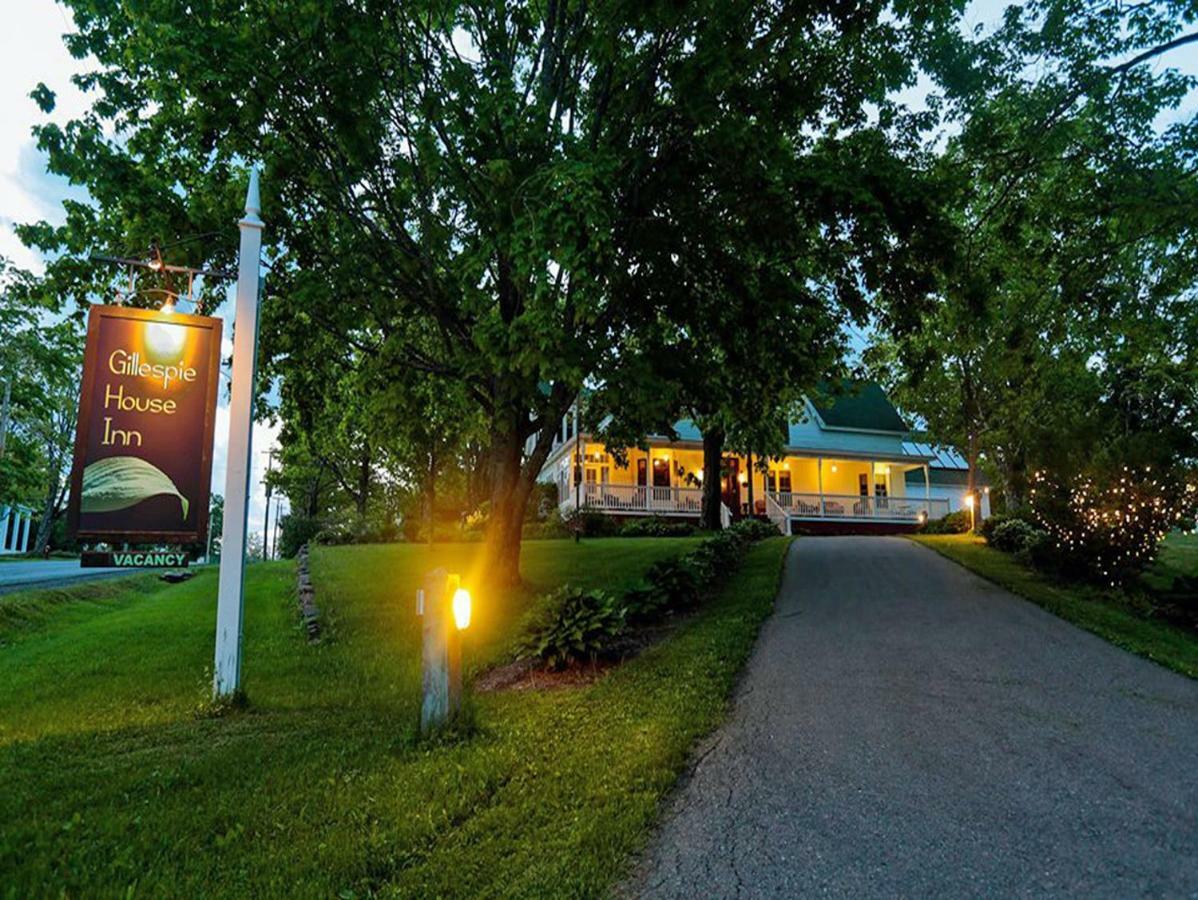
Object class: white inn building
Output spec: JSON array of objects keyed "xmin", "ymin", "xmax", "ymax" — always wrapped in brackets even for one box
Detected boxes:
[{"xmin": 535, "ymin": 383, "xmax": 991, "ymax": 534}]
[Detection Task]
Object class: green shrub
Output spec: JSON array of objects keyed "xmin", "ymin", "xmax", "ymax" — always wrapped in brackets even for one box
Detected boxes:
[
  {"xmin": 277, "ymin": 513, "xmax": 325, "ymax": 559},
  {"xmin": 979, "ymin": 513, "xmax": 1011, "ymax": 543},
  {"xmin": 642, "ymin": 557, "xmax": 703, "ymax": 609},
  {"xmin": 1027, "ymin": 467, "xmax": 1197, "ymax": 586},
  {"xmin": 523, "ymin": 508, "xmax": 570, "ymax": 540},
  {"xmin": 989, "ymin": 518, "xmax": 1046, "ymax": 555},
  {"xmin": 729, "ymin": 518, "xmax": 781, "ymax": 542},
  {"xmin": 526, "ymin": 482, "xmax": 560, "ymax": 522},
  {"xmin": 619, "ymin": 517, "xmax": 697, "ymax": 538},
  {"xmin": 562, "ymin": 509, "xmax": 624, "ymax": 538},
  {"xmin": 523, "ymin": 586, "xmax": 627, "ymax": 669},
  {"xmin": 921, "ymin": 509, "xmax": 972, "ymax": 534},
  {"xmin": 688, "ymin": 530, "xmax": 746, "ymax": 579}
]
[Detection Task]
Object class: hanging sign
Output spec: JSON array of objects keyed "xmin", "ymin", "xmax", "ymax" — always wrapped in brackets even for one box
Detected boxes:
[{"xmin": 68, "ymin": 304, "xmax": 222, "ymax": 543}]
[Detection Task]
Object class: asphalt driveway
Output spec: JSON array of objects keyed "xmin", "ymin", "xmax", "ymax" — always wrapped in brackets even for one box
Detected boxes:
[
  {"xmin": 628, "ymin": 536, "xmax": 1198, "ymax": 898},
  {"xmin": 0, "ymin": 559, "xmax": 136, "ymax": 595}
]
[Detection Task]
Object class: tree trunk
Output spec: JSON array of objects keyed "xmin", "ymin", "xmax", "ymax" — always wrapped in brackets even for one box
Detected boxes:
[
  {"xmin": 425, "ymin": 444, "xmax": 437, "ymax": 544},
  {"xmin": 0, "ymin": 377, "xmax": 10, "ymax": 461},
  {"xmin": 966, "ymin": 430, "xmax": 979, "ymax": 531},
  {"xmin": 33, "ymin": 465, "xmax": 61, "ymax": 554},
  {"xmin": 700, "ymin": 426, "xmax": 724, "ymax": 530},
  {"xmin": 1003, "ymin": 449, "xmax": 1028, "ymax": 513},
  {"xmin": 482, "ymin": 418, "xmax": 531, "ymax": 588},
  {"xmin": 480, "ymin": 390, "xmax": 565, "ymax": 588},
  {"xmin": 356, "ymin": 447, "xmax": 370, "ymax": 517}
]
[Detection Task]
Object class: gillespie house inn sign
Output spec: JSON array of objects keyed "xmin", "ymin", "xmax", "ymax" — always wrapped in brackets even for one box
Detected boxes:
[{"xmin": 68, "ymin": 304, "xmax": 222, "ymax": 544}]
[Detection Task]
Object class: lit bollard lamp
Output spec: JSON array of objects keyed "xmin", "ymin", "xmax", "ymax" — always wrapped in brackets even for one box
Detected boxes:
[{"xmin": 417, "ymin": 568, "xmax": 471, "ymax": 735}]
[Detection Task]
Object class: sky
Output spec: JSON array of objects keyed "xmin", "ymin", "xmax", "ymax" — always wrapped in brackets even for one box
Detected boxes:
[
  {"xmin": 1, "ymin": 2, "xmax": 284, "ymax": 552},
  {"xmin": 2, "ymin": 1, "xmax": 1196, "ymax": 546}
]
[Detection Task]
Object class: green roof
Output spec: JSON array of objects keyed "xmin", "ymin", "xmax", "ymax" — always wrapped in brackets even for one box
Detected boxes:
[{"xmin": 811, "ymin": 382, "xmax": 909, "ymax": 433}]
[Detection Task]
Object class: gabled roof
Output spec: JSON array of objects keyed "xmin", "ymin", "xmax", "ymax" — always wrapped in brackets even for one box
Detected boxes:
[{"xmin": 809, "ymin": 382, "xmax": 909, "ymax": 434}]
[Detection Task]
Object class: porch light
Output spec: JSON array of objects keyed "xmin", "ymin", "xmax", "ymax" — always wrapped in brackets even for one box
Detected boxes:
[
  {"xmin": 738, "ymin": 472, "xmax": 747, "ymax": 485},
  {"xmin": 452, "ymin": 587, "xmax": 472, "ymax": 630},
  {"xmin": 830, "ymin": 464, "xmax": 837, "ymax": 473}
]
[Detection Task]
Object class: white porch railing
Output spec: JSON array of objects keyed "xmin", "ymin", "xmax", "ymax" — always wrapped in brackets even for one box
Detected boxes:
[
  {"xmin": 764, "ymin": 495, "xmax": 788, "ymax": 534},
  {"xmin": 768, "ymin": 492, "xmax": 950, "ymax": 523},
  {"xmin": 562, "ymin": 483, "xmax": 705, "ymax": 516}
]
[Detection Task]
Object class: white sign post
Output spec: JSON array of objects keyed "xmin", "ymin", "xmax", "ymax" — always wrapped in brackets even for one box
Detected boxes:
[{"xmin": 213, "ymin": 168, "xmax": 264, "ymax": 698}]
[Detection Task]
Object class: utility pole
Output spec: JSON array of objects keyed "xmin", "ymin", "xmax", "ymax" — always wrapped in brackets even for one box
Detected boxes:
[
  {"xmin": 271, "ymin": 495, "xmax": 282, "ymax": 560},
  {"xmin": 262, "ymin": 447, "xmax": 277, "ymax": 561}
]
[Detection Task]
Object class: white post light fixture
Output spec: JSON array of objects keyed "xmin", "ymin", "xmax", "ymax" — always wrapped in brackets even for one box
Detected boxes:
[
  {"xmin": 964, "ymin": 492, "xmax": 976, "ymax": 533},
  {"xmin": 213, "ymin": 167, "xmax": 264, "ymax": 699}
]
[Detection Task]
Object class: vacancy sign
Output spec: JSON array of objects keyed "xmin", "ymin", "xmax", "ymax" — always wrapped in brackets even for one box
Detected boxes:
[{"xmin": 68, "ymin": 304, "xmax": 222, "ymax": 543}]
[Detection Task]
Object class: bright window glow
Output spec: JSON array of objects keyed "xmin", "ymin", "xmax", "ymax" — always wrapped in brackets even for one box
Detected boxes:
[{"xmin": 452, "ymin": 587, "xmax": 472, "ymax": 630}]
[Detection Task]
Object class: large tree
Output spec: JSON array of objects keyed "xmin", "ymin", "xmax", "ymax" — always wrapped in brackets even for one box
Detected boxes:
[
  {"xmin": 30, "ymin": 0, "xmax": 962, "ymax": 584},
  {"xmin": 870, "ymin": 0, "xmax": 1198, "ymax": 510},
  {"xmin": 0, "ymin": 262, "xmax": 83, "ymax": 551}
]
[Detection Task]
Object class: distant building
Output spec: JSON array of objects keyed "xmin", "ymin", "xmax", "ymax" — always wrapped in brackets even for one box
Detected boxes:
[{"xmin": 0, "ymin": 504, "xmax": 35, "ymax": 554}]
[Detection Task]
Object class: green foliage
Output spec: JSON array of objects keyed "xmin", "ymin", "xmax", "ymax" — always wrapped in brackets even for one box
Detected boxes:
[
  {"xmin": 521, "ymin": 508, "xmax": 570, "ymax": 540},
  {"xmin": 619, "ymin": 517, "xmax": 698, "ymax": 539},
  {"xmin": 638, "ymin": 558, "xmax": 703, "ymax": 613},
  {"xmin": 523, "ymin": 586, "xmax": 628, "ymax": 670},
  {"xmin": 729, "ymin": 519, "xmax": 783, "ymax": 542},
  {"xmin": 313, "ymin": 512, "xmax": 399, "ymax": 546},
  {"xmin": 921, "ymin": 510, "xmax": 972, "ymax": 534},
  {"xmin": 1026, "ymin": 468, "xmax": 1198, "ymax": 587},
  {"xmin": 33, "ymin": 0, "xmax": 972, "ymax": 584},
  {"xmin": 869, "ymin": 0, "xmax": 1198, "ymax": 514},
  {"xmin": 277, "ymin": 512, "xmax": 325, "ymax": 559},
  {"xmin": 562, "ymin": 509, "xmax": 623, "ymax": 538},
  {"xmin": 0, "ymin": 259, "xmax": 82, "ymax": 551},
  {"xmin": 688, "ymin": 530, "xmax": 748, "ymax": 581},
  {"xmin": 625, "ymin": 521, "xmax": 780, "ymax": 622},
  {"xmin": 987, "ymin": 518, "xmax": 1047, "ymax": 555}
]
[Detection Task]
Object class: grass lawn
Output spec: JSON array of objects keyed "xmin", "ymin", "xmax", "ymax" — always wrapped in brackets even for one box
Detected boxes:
[
  {"xmin": 1143, "ymin": 531, "xmax": 1198, "ymax": 593},
  {"xmin": 912, "ymin": 533, "xmax": 1198, "ymax": 679},
  {"xmin": 0, "ymin": 536, "xmax": 789, "ymax": 896}
]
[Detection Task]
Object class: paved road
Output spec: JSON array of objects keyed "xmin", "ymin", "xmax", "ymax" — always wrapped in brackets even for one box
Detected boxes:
[
  {"xmin": 629, "ymin": 537, "xmax": 1198, "ymax": 898},
  {"xmin": 0, "ymin": 559, "xmax": 138, "ymax": 595}
]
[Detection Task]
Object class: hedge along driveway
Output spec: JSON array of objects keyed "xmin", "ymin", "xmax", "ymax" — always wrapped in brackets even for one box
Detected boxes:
[{"xmin": 0, "ymin": 536, "xmax": 789, "ymax": 897}]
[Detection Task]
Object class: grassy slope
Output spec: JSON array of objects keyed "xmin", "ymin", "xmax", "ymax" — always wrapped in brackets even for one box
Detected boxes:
[
  {"xmin": 0, "ymin": 536, "xmax": 789, "ymax": 897},
  {"xmin": 912, "ymin": 533, "xmax": 1198, "ymax": 679}
]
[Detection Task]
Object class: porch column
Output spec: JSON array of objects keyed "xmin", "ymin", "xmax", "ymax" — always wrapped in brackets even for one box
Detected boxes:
[
  {"xmin": 817, "ymin": 457, "xmax": 825, "ymax": 516},
  {"xmin": 17, "ymin": 511, "xmax": 30, "ymax": 553},
  {"xmin": 869, "ymin": 461, "xmax": 876, "ymax": 518},
  {"xmin": 923, "ymin": 464, "xmax": 931, "ymax": 502},
  {"xmin": 0, "ymin": 506, "xmax": 9, "ymax": 552}
]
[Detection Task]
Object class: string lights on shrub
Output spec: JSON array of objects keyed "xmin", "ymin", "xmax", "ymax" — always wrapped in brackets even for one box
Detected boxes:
[{"xmin": 1028, "ymin": 467, "xmax": 1198, "ymax": 587}]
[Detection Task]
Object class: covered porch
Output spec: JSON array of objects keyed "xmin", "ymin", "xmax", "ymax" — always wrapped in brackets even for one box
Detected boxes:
[{"xmin": 554, "ymin": 441, "xmax": 949, "ymax": 528}]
